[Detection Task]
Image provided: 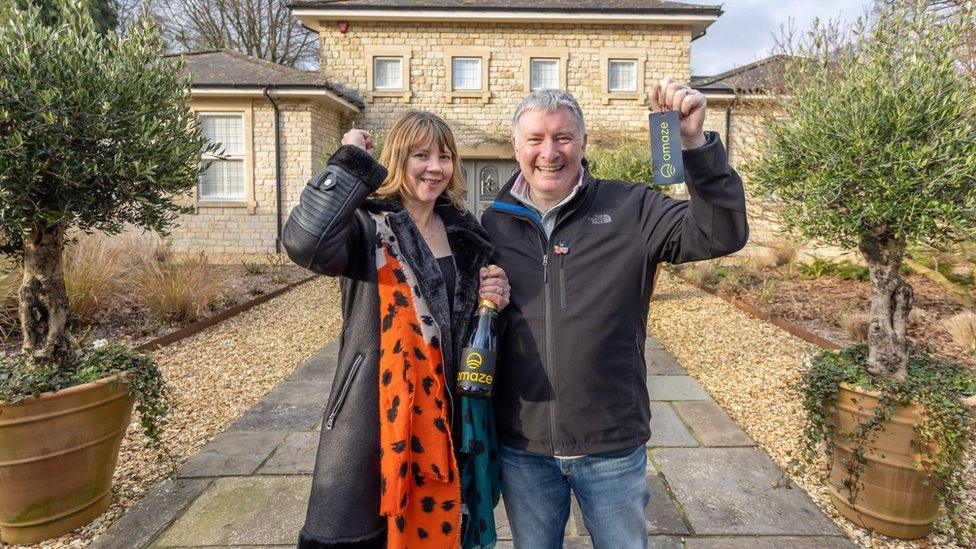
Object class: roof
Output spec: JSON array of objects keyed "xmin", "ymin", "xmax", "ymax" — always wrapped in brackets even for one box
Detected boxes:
[
  {"xmin": 288, "ymin": 1, "xmax": 723, "ymax": 35},
  {"xmin": 691, "ymin": 54, "xmax": 791, "ymax": 96},
  {"xmin": 168, "ymin": 50, "xmax": 363, "ymax": 108},
  {"xmin": 288, "ymin": 0, "xmax": 721, "ymax": 14}
]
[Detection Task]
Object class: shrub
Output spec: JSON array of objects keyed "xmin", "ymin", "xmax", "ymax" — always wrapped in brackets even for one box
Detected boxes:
[
  {"xmin": 586, "ymin": 140, "xmax": 670, "ymax": 193},
  {"xmin": 0, "ymin": 342, "xmax": 173, "ymax": 462},
  {"xmin": 839, "ymin": 312, "xmax": 870, "ymax": 342},
  {"xmin": 131, "ymin": 253, "xmax": 226, "ymax": 323},
  {"xmin": 797, "ymin": 258, "xmax": 869, "ymax": 282},
  {"xmin": 242, "ymin": 261, "xmax": 267, "ymax": 276},
  {"xmin": 766, "ymin": 237, "xmax": 798, "ymax": 267},
  {"xmin": 0, "ymin": 264, "xmax": 18, "ymax": 341},
  {"xmin": 63, "ymin": 234, "xmax": 130, "ymax": 323},
  {"xmin": 943, "ymin": 311, "xmax": 976, "ymax": 352},
  {"xmin": 691, "ymin": 261, "xmax": 722, "ymax": 288},
  {"xmin": 265, "ymin": 252, "xmax": 291, "ymax": 284}
]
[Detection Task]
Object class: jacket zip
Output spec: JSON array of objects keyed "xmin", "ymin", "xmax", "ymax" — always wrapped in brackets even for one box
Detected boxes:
[
  {"xmin": 538, "ymin": 234, "xmax": 558, "ymax": 453},
  {"xmin": 494, "ymin": 192, "xmax": 589, "ymax": 455},
  {"xmin": 325, "ymin": 353, "xmax": 365, "ymax": 430}
]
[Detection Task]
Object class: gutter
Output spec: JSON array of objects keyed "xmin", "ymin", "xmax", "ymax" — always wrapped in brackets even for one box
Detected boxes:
[
  {"xmin": 725, "ymin": 95, "xmax": 737, "ymax": 164},
  {"xmin": 263, "ymin": 87, "xmax": 284, "ymax": 254}
]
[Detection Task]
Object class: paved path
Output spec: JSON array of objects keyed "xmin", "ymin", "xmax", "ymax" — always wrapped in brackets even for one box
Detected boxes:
[{"xmin": 92, "ymin": 336, "xmax": 853, "ymax": 548}]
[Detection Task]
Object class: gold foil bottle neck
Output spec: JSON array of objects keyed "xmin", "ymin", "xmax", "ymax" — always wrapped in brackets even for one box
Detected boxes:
[{"xmin": 478, "ymin": 297, "xmax": 499, "ymax": 310}]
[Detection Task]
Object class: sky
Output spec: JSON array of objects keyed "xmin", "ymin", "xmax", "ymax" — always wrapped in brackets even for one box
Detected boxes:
[{"xmin": 690, "ymin": 0, "xmax": 874, "ymax": 76}]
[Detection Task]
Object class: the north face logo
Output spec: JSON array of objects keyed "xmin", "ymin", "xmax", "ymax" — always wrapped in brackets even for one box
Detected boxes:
[{"xmin": 588, "ymin": 214, "xmax": 612, "ymax": 225}]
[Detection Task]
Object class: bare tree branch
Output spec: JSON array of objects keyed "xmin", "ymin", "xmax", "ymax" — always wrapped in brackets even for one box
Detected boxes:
[{"xmin": 147, "ymin": 0, "xmax": 317, "ymax": 68}]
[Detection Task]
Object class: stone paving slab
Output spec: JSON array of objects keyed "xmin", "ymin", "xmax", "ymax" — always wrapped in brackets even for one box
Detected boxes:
[
  {"xmin": 671, "ymin": 401, "xmax": 754, "ymax": 447},
  {"xmin": 258, "ymin": 431, "xmax": 319, "ymax": 474},
  {"xmin": 178, "ymin": 431, "xmax": 288, "ymax": 478},
  {"xmin": 648, "ymin": 402, "xmax": 698, "ymax": 447},
  {"xmin": 645, "ymin": 474, "xmax": 692, "ymax": 535},
  {"xmin": 646, "ymin": 348, "xmax": 686, "ymax": 375},
  {"xmin": 287, "ymin": 349, "xmax": 337, "ymax": 382},
  {"xmin": 261, "ymin": 380, "xmax": 330, "ymax": 406},
  {"xmin": 89, "ymin": 479, "xmax": 212, "ymax": 549},
  {"xmin": 683, "ymin": 536, "xmax": 855, "ymax": 548},
  {"xmin": 151, "ymin": 477, "xmax": 310, "ymax": 547},
  {"xmin": 226, "ymin": 401, "xmax": 323, "ymax": 432},
  {"xmin": 647, "ymin": 375, "xmax": 712, "ymax": 401},
  {"xmin": 572, "ymin": 462, "xmax": 690, "ymax": 538},
  {"xmin": 653, "ymin": 448, "xmax": 843, "ymax": 536}
]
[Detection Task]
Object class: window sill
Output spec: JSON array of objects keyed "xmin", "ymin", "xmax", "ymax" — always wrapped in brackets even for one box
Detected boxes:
[
  {"xmin": 195, "ymin": 200, "xmax": 256, "ymax": 214},
  {"xmin": 602, "ymin": 92, "xmax": 644, "ymax": 105},
  {"xmin": 367, "ymin": 90, "xmax": 412, "ymax": 101},
  {"xmin": 445, "ymin": 90, "xmax": 490, "ymax": 103}
]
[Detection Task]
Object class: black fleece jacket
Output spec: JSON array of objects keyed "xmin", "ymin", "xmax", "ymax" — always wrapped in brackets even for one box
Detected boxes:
[{"xmin": 481, "ymin": 131, "xmax": 748, "ymax": 456}]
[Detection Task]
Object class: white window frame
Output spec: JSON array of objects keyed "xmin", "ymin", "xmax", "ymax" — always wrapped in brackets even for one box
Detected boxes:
[
  {"xmin": 530, "ymin": 58, "xmax": 560, "ymax": 91},
  {"xmin": 600, "ymin": 50, "xmax": 647, "ymax": 104},
  {"xmin": 372, "ymin": 57, "xmax": 404, "ymax": 90},
  {"xmin": 522, "ymin": 48, "xmax": 568, "ymax": 92},
  {"xmin": 608, "ymin": 59, "xmax": 638, "ymax": 92},
  {"xmin": 366, "ymin": 46, "xmax": 412, "ymax": 100},
  {"xmin": 198, "ymin": 112, "xmax": 248, "ymax": 202},
  {"xmin": 444, "ymin": 47, "xmax": 491, "ymax": 103},
  {"xmin": 452, "ymin": 57, "xmax": 482, "ymax": 91}
]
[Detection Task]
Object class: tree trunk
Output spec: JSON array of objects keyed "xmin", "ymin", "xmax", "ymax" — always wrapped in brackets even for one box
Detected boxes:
[
  {"xmin": 859, "ymin": 228, "xmax": 913, "ymax": 380},
  {"xmin": 19, "ymin": 225, "xmax": 73, "ymax": 366}
]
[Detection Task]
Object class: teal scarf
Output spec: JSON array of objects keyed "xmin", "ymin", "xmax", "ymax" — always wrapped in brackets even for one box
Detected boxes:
[{"xmin": 459, "ymin": 396, "xmax": 502, "ymax": 548}]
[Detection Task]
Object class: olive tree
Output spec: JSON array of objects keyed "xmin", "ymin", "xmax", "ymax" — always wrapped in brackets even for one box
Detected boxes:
[
  {"xmin": 752, "ymin": 0, "xmax": 976, "ymax": 379},
  {"xmin": 0, "ymin": 2, "xmax": 215, "ymax": 366}
]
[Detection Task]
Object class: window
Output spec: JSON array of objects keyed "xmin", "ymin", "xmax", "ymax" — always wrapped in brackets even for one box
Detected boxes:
[
  {"xmin": 444, "ymin": 48, "xmax": 490, "ymax": 102},
  {"xmin": 198, "ymin": 114, "xmax": 246, "ymax": 201},
  {"xmin": 530, "ymin": 59, "xmax": 559, "ymax": 90},
  {"xmin": 522, "ymin": 49, "xmax": 568, "ymax": 92},
  {"xmin": 366, "ymin": 47, "xmax": 412, "ymax": 100},
  {"xmin": 608, "ymin": 59, "xmax": 637, "ymax": 92},
  {"xmin": 452, "ymin": 57, "xmax": 481, "ymax": 90},
  {"xmin": 600, "ymin": 50, "xmax": 646, "ymax": 103},
  {"xmin": 373, "ymin": 57, "xmax": 403, "ymax": 90}
]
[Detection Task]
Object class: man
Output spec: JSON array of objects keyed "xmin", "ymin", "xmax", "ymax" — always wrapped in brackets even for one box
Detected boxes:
[{"xmin": 480, "ymin": 79, "xmax": 748, "ymax": 548}]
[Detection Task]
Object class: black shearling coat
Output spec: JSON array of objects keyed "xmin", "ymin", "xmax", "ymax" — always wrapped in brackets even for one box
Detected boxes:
[{"xmin": 282, "ymin": 145, "xmax": 493, "ymax": 548}]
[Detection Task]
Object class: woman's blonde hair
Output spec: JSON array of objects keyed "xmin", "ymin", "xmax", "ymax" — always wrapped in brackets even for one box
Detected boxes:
[{"xmin": 375, "ymin": 111, "xmax": 467, "ymax": 211}]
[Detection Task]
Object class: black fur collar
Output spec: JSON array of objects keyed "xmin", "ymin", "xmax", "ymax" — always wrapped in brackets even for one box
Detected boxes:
[{"xmin": 368, "ymin": 195, "xmax": 493, "ymax": 376}]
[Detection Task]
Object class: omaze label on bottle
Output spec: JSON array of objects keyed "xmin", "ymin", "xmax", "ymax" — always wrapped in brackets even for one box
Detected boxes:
[
  {"xmin": 457, "ymin": 346, "xmax": 496, "ymax": 398},
  {"xmin": 649, "ymin": 110, "xmax": 684, "ymax": 185}
]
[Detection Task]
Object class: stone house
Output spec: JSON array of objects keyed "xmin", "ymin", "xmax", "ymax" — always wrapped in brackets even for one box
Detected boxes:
[{"xmin": 169, "ymin": 1, "xmax": 783, "ymax": 257}]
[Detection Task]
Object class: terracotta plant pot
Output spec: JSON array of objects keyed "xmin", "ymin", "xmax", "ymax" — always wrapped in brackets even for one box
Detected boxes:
[
  {"xmin": 828, "ymin": 381, "xmax": 969, "ymax": 539},
  {"xmin": 0, "ymin": 375, "xmax": 135, "ymax": 544}
]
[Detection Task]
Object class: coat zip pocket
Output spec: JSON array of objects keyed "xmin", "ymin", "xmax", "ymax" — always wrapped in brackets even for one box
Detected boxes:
[{"xmin": 325, "ymin": 353, "xmax": 364, "ymax": 430}]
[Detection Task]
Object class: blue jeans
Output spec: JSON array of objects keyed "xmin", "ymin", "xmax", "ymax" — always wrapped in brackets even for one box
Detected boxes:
[{"xmin": 500, "ymin": 444, "xmax": 651, "ymax": 549}]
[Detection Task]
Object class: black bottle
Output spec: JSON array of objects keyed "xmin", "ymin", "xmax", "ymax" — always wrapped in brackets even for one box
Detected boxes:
[{"xmin": 456, "ymin": 297, "xmax": 498, "ymax": 398}]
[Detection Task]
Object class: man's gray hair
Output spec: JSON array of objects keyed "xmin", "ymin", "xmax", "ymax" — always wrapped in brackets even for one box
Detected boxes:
[{"xmin": 512, "ymin": 89, "xmax": 586, "ymax": 140}]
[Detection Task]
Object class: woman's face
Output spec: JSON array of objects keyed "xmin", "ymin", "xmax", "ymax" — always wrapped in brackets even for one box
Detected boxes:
[{"xmin": 403, "ymin": 139, "xmax": 453, "ymax": 205}]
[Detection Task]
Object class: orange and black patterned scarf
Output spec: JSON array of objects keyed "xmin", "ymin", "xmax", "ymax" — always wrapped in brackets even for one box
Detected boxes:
[{"xmin": 372, "ymin": 211, "xmax": 461, "ymax": 549}]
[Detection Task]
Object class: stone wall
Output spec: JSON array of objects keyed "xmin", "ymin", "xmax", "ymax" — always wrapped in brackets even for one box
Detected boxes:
[
  {"xmin": 319, "ymin": 21, "xmax": 692, "ymax": 151},
  {"xmin": 164, "ymin": 97, "xmax": 344, "ymax": 259}
]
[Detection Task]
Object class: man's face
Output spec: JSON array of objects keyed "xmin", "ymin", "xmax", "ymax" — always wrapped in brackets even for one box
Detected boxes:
[{"xmin": 512, "ymin": 107, "xmax": 587, "ymax": 198}]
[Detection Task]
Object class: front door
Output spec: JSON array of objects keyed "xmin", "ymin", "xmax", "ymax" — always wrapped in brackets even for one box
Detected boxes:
[{"xmin": 461, "ymin": 159, "xmax": 520, "ymax": 218}]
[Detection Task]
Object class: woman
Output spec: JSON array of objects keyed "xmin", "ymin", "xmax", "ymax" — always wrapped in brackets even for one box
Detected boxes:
[{"xmin": 282, "ymin": 111, "xmax": 508, "ymax": 549}]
